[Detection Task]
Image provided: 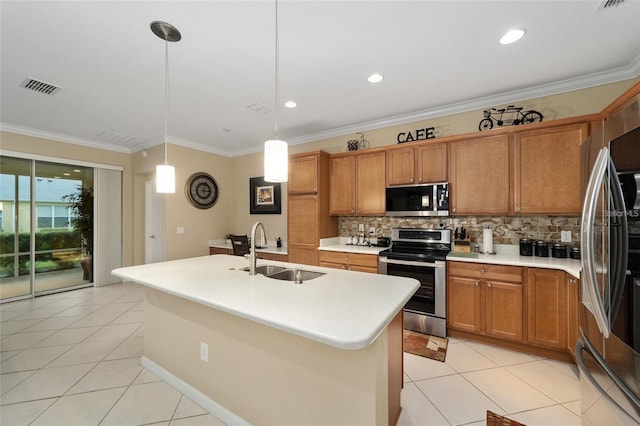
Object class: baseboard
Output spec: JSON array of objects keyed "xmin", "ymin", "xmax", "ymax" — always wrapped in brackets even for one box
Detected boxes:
[{"xmin": 141, "ymin": 356, "xmax": 250, "ymax": 426}]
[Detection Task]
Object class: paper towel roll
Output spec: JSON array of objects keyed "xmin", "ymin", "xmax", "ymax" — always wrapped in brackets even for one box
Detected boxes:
[{"xmin": 483, "ymin": 228, "xmax": 493, "ymax": 254}]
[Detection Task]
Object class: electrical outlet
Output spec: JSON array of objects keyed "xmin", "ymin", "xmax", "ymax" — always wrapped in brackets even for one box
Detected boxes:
[
  {"xmin": 177, "ymin": 226, "xmax": 184, "ymax": 235},
  {"xmin": 561, "ymin": 231, "xmax": 572, "ymax": 243},
  {"xmin": 358, "ymin": 223, "xmax": 364, "ymax": 232},
  {"xmin": 369, "ymin": 226, "xmax": 375, "ymax": 235},
  {"xmin": 200, "ymin": 342, "xmax": 208, "ymax": 362}
]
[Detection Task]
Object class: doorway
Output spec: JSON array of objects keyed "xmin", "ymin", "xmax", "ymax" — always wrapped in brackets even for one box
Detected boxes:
[
  {"xmin": 145, "ymin": 180, "xmax": 164, "ymax": 264},
  {"xmin": 0, "ymin": 156, "xmax": 94, "ymax": 301}
]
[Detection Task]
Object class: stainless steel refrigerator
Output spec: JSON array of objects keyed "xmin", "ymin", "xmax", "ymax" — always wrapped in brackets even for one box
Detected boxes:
[{"xmin": 579, "ymin": 93, "xmax": 640, "ymax": 425}]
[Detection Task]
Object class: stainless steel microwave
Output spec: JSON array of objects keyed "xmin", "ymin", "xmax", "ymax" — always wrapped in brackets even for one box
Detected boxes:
[{"xmin": 385, "ymin": 183, "xmax": 449, "ymax": 216}]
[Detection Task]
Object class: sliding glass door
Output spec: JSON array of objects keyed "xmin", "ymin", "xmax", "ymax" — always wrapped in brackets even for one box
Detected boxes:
[{"xmin": 0, "ymin": 156, "xmax": 94, "ymax": 301}]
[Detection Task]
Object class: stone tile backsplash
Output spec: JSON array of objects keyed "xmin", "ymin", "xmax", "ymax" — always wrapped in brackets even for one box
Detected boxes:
[{"xmin": 339, "ymin": 216, "xmax": 581, "ymax": 247}]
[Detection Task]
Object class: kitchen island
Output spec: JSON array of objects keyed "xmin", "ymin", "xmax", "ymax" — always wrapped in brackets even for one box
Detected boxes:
[{"xmin": 112, "ymin": 255, "xmax": 418, "ymax": 426}]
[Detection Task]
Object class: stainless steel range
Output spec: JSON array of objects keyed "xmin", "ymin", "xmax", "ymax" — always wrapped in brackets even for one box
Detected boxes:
[{"xmin": 378, "ymin": 228, "xmax": 451, "ymax": 337}]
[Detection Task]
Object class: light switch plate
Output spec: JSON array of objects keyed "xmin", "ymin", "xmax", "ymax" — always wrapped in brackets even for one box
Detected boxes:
[
  {"xmin": 177, "ymin": 226, "xmax": 184, "ymax": 234},
  {"xmin": 358, "ymin": 223, "xmax": 365, "ymax": 232},
  {"xmin": 561, "ymin": 230, "xmax": 572, "ymax": 243}
]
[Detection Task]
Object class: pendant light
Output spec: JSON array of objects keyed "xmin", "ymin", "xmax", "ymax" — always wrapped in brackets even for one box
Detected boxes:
[
  {"xmin": 264, "ymin": 0, "xmax": 288, "ymax": 183},
  {"xmin": 151, "ymin": 21, "xmax": 181, "ymax": 193}
]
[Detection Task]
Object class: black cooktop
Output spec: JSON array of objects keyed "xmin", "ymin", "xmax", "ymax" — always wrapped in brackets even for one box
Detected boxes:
[{"xmin": 378, "ymin": 243, "xmax": 451, "ymax": 262}]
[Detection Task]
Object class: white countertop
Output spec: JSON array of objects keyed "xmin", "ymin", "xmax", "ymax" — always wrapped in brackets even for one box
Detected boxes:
[
  {"xmin": 209, "ymin": 239, "xmax": 288, "ymax": 256},
  {"xmin": 318, "ymin": 237, "xmax": 389, "ymax": 255},
  {"xmin": 112, "ymin": 255, "xmax": 418, "ymax": 350},
  {"xmin": 447, "ymin": 252, "xmax": 581, "ymax": 279}
]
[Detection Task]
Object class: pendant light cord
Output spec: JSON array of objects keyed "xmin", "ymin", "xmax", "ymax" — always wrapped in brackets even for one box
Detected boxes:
[
  {"xmin": 164, "ymin": 38, "xmax": 169, "ymax": 164},
  {"xmin": 274, "ymin": 0, "xmax": 279, "ymax": 137}
]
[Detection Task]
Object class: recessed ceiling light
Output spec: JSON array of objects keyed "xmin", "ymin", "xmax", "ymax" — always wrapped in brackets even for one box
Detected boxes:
[
  {"xmin": 367, "ymin": 73, "xmax": 384, "ymax": 84},
  {"xmin": 500, "ymin": 29, "xmax": 526, "ymax": 45},
  {"xmin": 284, "ymin": 100, "xmax": 297, "ymax": 109}
]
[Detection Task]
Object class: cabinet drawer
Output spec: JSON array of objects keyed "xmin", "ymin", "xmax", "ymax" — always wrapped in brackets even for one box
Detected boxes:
[
  {"xmin": 257, "ymin": 252, "xmax": 288, "ymax": 262},
  {"xmin": 318, "ymin": 251, "xmax": 378, "ymax": 268},
  {"xmin": 210, "ymin": 247, "xmax": 232, "ymax": 255},
  {"xmin": 448, "ymin": 261, "xmax": 522, "ymax": 283}
]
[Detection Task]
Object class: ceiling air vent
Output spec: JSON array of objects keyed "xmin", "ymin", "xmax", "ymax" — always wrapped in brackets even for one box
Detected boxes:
[
  {"xmin": 597, "ymin": 0, "xmax": 626, "ymax": 10},
  {"xmin": 246, "ymin": 103, "xmax": 272, "ymax": 114},
  {"xmin": 96, "ymin": 131, "xmax": 136, "ymax": 144},
  {"xmin": 19, "ymin": 77, "xmax": 61, "ymax": 95}
]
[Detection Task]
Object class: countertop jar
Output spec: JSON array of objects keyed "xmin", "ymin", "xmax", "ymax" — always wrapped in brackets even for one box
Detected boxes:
[
  {"xmin": 519, "ymin": 238, "xmax": 534, "ymax": 256},
  {"xmin": 535, "ymin": 241, "xmax": 549, "ymax": 257}
]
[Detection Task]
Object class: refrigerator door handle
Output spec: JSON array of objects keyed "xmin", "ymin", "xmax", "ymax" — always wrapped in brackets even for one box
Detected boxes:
[
  {"xmin": 608, "ymin": 158, "xmax": 629, "ymax": 324},
  {"xmin": 581, "ymin": 147, "xmax": 611, "ymax": 338},
  {"xmin": 576, "ymin": 337, "xmax": 640, "ymax": 421}
]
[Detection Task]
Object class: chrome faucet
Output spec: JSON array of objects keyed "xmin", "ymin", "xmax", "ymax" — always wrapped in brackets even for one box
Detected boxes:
[{"xmin": 248, "ymin": 221, "xmax": 266, "ymax": 275}]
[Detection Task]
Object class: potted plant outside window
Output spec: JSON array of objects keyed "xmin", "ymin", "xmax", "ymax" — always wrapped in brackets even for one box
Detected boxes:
[{"xmin": 62, "ymin": 186, "xmax": 93, "ymax": 281}]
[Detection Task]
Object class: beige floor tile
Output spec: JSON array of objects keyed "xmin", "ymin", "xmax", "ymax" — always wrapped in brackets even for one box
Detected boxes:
[
  {"xmin": 0, "ymin": 398, "xmax": 57, "ymax": 426},
  {"xmin": 0, "ymin": 350, "xmax": 20, "ymax": 363},
  {"xmin": 83, "ymin": 323, "xmax": 140, "ymax": 342},
  {"xmin": 415, "ymin": 374, "xmax": 504, "ymax": 425},
  {"xmin": 169, "ymin": 414, "xmax": 226, "ymax": 425},
  {"xmin": 0, "ymin": 344, "xmax": 73, "ymax": 373},
  {"xmin": 465, "ymin": 341, "xmax": 536, "ymax": 366},
  {"xmin": 397, "ymin": 382, "xmax": 450, "ymax": 426},
  {"xmin": 403, "ymin": 352, "xmax": 457, "ymax": 381},
  {"xmin": 510, "ymin": 404, "xmax": 580, "ymax": 426},
  {"xmin": 506, "ymin": 360, "xmax": 580, "ymax": 403},
  {"xmin": 173, "ymin": 395, "xmax": 208, "ymax": 419},
  {"xmin": 105, "ymin": 336, "xmax": 143, "ymax": 360},
  {"xmin": 66, "ymin": 311, "xmax": 122, "ymax": 328},
  {"xmin": 463, "ymin": 368, "xmax": 556, "ymax": 413},
  {"xmin": 111, "ymin": 310, "xmax": 144, "ymax": 324},
  {"xmin": 0, "ymin": 363, "xmax": 95, "ymax": 404},
  {"xmin": 9, "ymin": 306, "xmax": 70, "ymax": 321},
  {"xmin": 100, "ymin": 381, "xmax": 182, "ymax": 426},
  {"xmin": 563, "ymin": 400, "xmax": 581, "ymax": 416},
  {"xmin": 31, "ymin": 326, "xmax": 100, "ymax": 348},
  {"xmin": 92, "ymin": 302, "xmax": 138, "ymax": 314},
  {"xmin": 21, "ymin": 315, "xmax": 84, "ymax": 332},
  {"xmin": 0, "ymin": 319, "xmax": 42, "ymax": 335},
  {"xmin": 0, "ymin": 330, "xmax": 56, "ymax": 351},
  {"xmin": 30, "ymin": 386, "xmax": 126, "ymax": 426},
  {"xmin": 133, "ymin": 368, "xmax": 161, "ymax": 385},
  {"xmin": 444, "ymin": 342, "xmax": 498, "ymax": 373},
  {"xmin": 0, "ymin": 370, "xmax": 36, "ymax": 395},
  {"xmin": 67, "ymin": 357, "xmax": 142, "ymax": 394},
  {"xmin": 47, "ymin": 338, "xmax": 123, "ymax": 367}
]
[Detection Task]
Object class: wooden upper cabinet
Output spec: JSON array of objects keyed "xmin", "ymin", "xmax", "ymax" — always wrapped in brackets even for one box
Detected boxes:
[
  {"xmin": 329, "ymin": 151, "xmax": 385, "ymax": 216},
  {"xmin": 449, "ymin": 134, "xmax": 511, "ymax": 215},
  {"xmin": 329, "ymin": 155, "xmax": 356, "ymax": 215},
  {"xmin": 513, "ymin": 122, "xmax": 588, "ymax": 214},
  {"xmin": 357, "ymin": 151, "xmax": 386, "ymax": 215},
  {"xmin": 416, "ymin": 143, "xmax": 448, "ymax": 184},
  {"xmin": 288, "ymin": 154, "xmax": 319, "ymax": 194},
  {"xmin": 386, "ymin": 147, "xmax": 415, "ymax": 185},
  {"xmin": 386, "ymin": 143, "xmax": 447, "ymax": 186}
]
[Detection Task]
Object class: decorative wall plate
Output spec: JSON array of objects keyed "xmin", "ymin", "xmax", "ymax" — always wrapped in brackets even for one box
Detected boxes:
[{"xmin": 185, "ymin": 172, "xmax": 219, "ymax": 209}]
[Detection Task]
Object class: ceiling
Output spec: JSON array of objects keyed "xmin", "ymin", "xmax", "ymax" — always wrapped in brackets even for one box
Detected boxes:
[{"xmin": 1, "ymin": 1, "xmax": 639, "ymax": 157}]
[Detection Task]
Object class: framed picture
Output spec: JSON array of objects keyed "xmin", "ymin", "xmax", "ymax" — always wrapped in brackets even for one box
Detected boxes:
[{"xmin": 249, "ymin": 177, "xmax": 281, "ymax": 214}]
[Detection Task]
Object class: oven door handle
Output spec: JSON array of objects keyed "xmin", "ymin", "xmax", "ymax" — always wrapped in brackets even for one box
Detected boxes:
[{"xmin": 379, "ymin": 257, "xmax": 445, "ymax": 268}]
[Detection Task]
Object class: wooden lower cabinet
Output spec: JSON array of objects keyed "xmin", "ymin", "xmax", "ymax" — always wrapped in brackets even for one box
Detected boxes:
[
  {"xmin": 257, "ymin": 252, "xmax": 288, "ymax": 262},
  {"xmin": 567, "ymin": 275, "xmax": 580, "ymax": 359},
  {"xmin": 447, "ymin": 262, "xmax": 523, "ymax": 342},
  {"xmin": 527, "ymin": 268, "xmax": 568, "ymax": 349},
  {"xmin": 318, "ymin": 251, "xmax": 378, "ymax": 273},
  {"xmin": 209, "ymin": 247, "xmax": 232, "ymax": 255}
]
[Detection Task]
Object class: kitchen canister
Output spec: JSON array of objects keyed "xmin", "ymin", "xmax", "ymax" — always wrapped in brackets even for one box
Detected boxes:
[
  {"xmin": 552, "ymin": 243, "xmax": 567, "ymax": 258},
  {"xmin": 570, "ymin": 247, "xmax": 581, "ymax": 260},
  {"xmin": 535, "ymin": 241, "xmax": 549, "ymax": 257},
  {"xmin": 519, "ymin": 238, "xmax": 534, "ymax": 256}
]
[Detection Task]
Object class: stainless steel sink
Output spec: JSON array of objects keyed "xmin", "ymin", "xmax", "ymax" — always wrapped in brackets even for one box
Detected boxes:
[
  {"xmin": 241, "ymin": 265, "xmax": 324, "ymax": 283},
  {"xmin": 240, "ymin": 265, "xmax": 288, "ymax": 275},
  {"xmin": 266, "ymin": 269, "xmax": 325, "ymax": 282}
]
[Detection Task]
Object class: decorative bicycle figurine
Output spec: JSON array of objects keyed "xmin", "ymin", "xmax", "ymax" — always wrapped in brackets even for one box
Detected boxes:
[{"xmin": 478, "ymin": 105, "xmax": 543, "ymax": 131}]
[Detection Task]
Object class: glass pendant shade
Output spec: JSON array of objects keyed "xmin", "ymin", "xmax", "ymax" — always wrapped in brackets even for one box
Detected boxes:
[
  {"xmin": 264, "ymin": 139, "xmax": 288, "ymax": 182},
  {"xmin": 156, "ymin": 163, "xmax": 176, "ymax": 193}
]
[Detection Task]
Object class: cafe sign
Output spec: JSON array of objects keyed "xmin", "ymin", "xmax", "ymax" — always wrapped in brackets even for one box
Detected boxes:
[{"xmin": 397, "ymin": 126, "xmax": 436, "ymax": 144}]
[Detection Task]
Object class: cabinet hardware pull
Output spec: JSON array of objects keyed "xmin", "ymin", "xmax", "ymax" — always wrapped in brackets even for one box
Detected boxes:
[
  {"xmin": 515, "ymin": 207, "xmax": 521, "ymax": 212},
  {"xmin": 480, "ymin": 268, "xmax": 485, "ymax": 275},
  {"xmin": 475, "ymin": 280, "xmax": 479, "ymax": 286},
  {"xmin": 487, "ymin": 282, "xmax": 492, "ymax": 288},
  {"xmin": 453, "ymin": 208, "xmax": 456, "ymax": 212}
]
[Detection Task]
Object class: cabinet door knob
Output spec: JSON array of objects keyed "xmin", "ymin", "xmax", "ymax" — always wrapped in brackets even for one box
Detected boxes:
[
  {"xmin": 480, "ymin": 268, "xmax": 486, "ymax": 275},
  {"xmin": 453, "ymin": 208, "xmax": 456, "ymax": 213},
  {"xmin": 487, "ymin": 282, "xmax": 492, "ymax": 288},
  {"xmin": 475, "ymin": 280, "xmax": 479, "ymax": 287},
  {"xmin": 418, "ymin": 177, "xmax": 422, "ymax": 182},
  {"xmin": 515, "ymin": 207, "xmax": 521, "ymax": 212},
  {"xmin": 569, "ymin": 278, "xmax": 577, "ymax": 284},
  {"xmin": 410, "ymin": 178, "xmax": 414, "ymax": 183}
]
